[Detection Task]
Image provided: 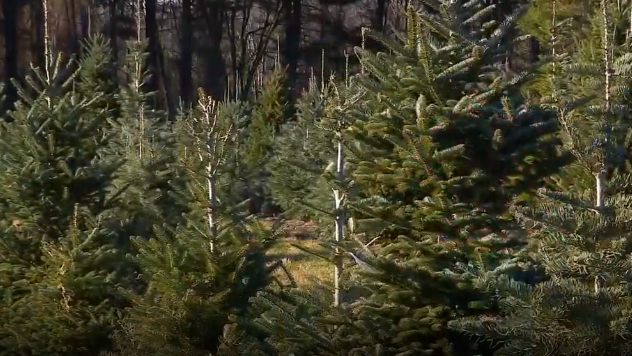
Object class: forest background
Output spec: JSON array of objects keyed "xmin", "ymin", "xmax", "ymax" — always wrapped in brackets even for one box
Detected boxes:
[{"xmin": 0, "ymin": 0, "xmax": 630, "ymax": 356}]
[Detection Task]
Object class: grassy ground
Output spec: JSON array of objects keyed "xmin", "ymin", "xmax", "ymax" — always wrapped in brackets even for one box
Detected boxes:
[
  {"xmin": 261, "ymin": 219, "xmax": 371, "ymax": 303},
  {"xmin": 268, "ymin": 238, "xmax": 333, "ymax": 288},
  {"xmin": 260, "ymin": 218, "xmax": 333, "ymax": 289}
]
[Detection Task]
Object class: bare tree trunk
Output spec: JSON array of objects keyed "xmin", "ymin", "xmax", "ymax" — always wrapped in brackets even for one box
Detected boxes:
[
  {"xmin": 68, "ymin": 0, "xmax": 81, "ymax": 53},
  {"xmin": 108, "ymin": 0, "xmax": 119, "ymax": 64},
  {"xmin": 144, "ymin": 0, "xmax": 175, "ymax": 117},
  {"xmin": 374, "ymin": 0, "xmax": 388, "ymax": 32},
  {"xmin": 282, "ymin": 0, "xmax": 301, "ymax": 113},
  {"xmin": 596, "ymin": 0, "xmax": 611, "ymax": 212},
  {"xmin": 33, "ymin": 1, "xmax": 47, "ymax": 75},
  {"xmin": 180, "ymin": 0, "xmax": 193, "ymax": 106},
  {"xmin": 2, "ymin": 0, "xmax": 19, "ymax": 115},
  {"xmin": 199, "ymin": 0, "xmax": 227, "ymax": 100},
  {"xmin": 332, "ymin": 120, "xmax": 346, "ymax": 307},
  {"xmin": 226, "ymin": 0, "xmax": 282, "ymax": 100}
]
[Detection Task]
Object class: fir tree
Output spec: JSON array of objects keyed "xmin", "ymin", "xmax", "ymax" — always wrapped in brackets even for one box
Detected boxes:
[
  {"xmin": 0, "ymin": 36, "xmax": 130, "ymax": 356},
  {"xmin": 232, "ymin": 289, "xmax": 360, "ymax": 356},
  {"xmin": 267, "ymin": 77, "xmax": 336, "ymax": 224},
  {"xmin": 105, "ymin": 35, "xmax": 187, "ymax": 248},
  {"xmin": 244, "ymin": 2, "xmax": 572, "ymax": 355},
  {"xmin": 450, "ymin": 2, "xmax": 632, "ymax": 355},
  {"xmin": 107, "ymin": 95, "xmax": 285, "ymax": 356},
  {"xmin": 333, "ymin": 4, "xmax": 574, "ymax": 354},
  {"xmin": 238, "ymin": 69, "xmax": 285, "ymax": 215}
]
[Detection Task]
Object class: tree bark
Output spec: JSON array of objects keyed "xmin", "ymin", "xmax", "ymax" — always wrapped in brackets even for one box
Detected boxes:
[
  {"xmin": 282, "ymin": 0, "xmax": 301, "ymax": 116},
  {"xmin": 2, "ymin": 0, "xmax": 18, "ymax": 115},
  {"xmin": 180, "ymin": 0, "xmax": 193, "ymax": 106},
  {"xmin": 144, "ymin": 0, "xmax": 175, "ymax": 118}
]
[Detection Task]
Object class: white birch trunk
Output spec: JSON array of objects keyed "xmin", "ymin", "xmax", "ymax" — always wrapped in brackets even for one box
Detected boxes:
[
  {"xmin": 194, "ymin": 95, "xmax": 233, "ymax": 253},
  {"xmin": 597, "ymin": 0, "xmax": 611, "ymax": 212},
  {"xmin": 333, "ymin": 121, "xmax": 346, "ymax": 307}
]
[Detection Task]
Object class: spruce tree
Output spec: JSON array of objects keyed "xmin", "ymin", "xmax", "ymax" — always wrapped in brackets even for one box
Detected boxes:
[
  {"xmin": 242, "ymin": 2, "xmax": 572, "ymax": 355},
  {"xmin": 0, "ymin": 36, "xmax": 130, "ymax": 356},
  {"xmin": 107, "ymin": 94, "xmax": 285, "ymax": 356},
  {"xmin": 334, "ymin": 4, "xmax": 574, "ymax": 354},
  {"xmin": 105, "ymin": 36, "xmax": 187, "ymax": 247},
  {"xmin": 268, "ymin": 77, "xmax": 336, "ymax": 223},
  {"xmin": 450, "ymin": 2, "xmax": 632, "ymax": 355},
  {"xmin": 238, "ymin": 69, "xmax": 285, "ymax": 215}
]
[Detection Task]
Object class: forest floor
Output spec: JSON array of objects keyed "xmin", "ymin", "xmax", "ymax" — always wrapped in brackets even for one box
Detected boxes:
[
  {"xmin": 261, "ymin": 219, "xmax": 333, "ymax": 289},
  {"xmin": 261, "ymin": 219, "xmax": 376, "ymax": 303}
]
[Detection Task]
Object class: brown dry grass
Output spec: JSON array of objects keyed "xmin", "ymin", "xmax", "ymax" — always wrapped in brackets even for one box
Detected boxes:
[
  {"xmin": 268, "ymin": 238, "xmax": 333, "ymax": 289},
  {"xmin": 260, "ymin": 219, "xmax": 334, "ymax": 289},
  {"xmin": 261, "ymin": 220, "xmax": 371, "ymax": 303}
]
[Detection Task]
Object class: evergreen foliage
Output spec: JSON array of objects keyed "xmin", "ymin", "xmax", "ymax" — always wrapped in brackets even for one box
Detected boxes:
[
  {"xmin": 236, "ymin": 289, "xmax": 360, "ymax": 356},
  {"xmin": 451, "ymin": 1, "xmax": 632, "ymax": 355},
  {"xmin": 106, "ymin": 37, "xmax": 186, "ymax": 247},
  {"xmin": 238, "ymin": 69, "xmax": 285, "ymax": 215},
  {"xmin": 268, "ymin": 78, "xmax": 336, "ymax": 223},
  {"xmin": 107, "ymin": 93, "xmax": 285, "ymax": 356},
  {"xmin": 239, "ymin": 2, "xmax": 573, "ymax": 356},
  {"xmin": 330, "ymin": 4, "xmax": 574, "ymax": 354},
  {"xmin": 1, "ymin": 1, "xmax": 630, "ymax": 355},
  {"xmin": 0, "ymin": 36, "xmax": 130, "ymax": 356},
  {"xmin": 451, "ymin": 175, "xmax": 632, "ymax": 356}
]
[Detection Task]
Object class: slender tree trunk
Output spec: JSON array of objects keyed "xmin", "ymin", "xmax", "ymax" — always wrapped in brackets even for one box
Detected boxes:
[
  {"xmin": 2, "ymin": 0, "xmax": 18, "ymax": 115},
  {"xmin": 529, "ymin": 37, "xmax": 540, "ymax": 64},
  {"xmin": 199, "ymin": 0, "xmax": 227, "ymax": 100},
  {"xmin": 68, "ymin": 0, "xmax": 81, "ymax": 54},
  {"xmin": 144, "ymin": 0, "xmax": 175, "ymax": 118},
  {"xmin": 282, "ymin": 0, "xmax": 301, "ymax": 114},
  {"xmin": 496, "ymin": 0, "xmax": 514, "ymax": 71},
  {"xmin": 596, "ymin": 0, "xmax": 611, "ymax": 213},
  {"xmin": 332, "ymin": 124, "xmax": 346, "ymax": 307},
  {"xmin": 109, "ymin": 0, "xmax": 119, "ymax": 63},
  {"xmin": 374, "ymin": 0, "xmax": 388, "ymax": 32},
  {"xmin": 34, "ymin": 1, "xmax": 46, "ymax": 66},
  {"xmin": 180, "ymin": 0, "xmax": 193, "ymax": 106}
]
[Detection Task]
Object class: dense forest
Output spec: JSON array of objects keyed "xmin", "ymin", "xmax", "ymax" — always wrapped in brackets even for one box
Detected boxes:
[{"xmin": 0, "ymin": 0, "xmax": 630, "ymax": 355}]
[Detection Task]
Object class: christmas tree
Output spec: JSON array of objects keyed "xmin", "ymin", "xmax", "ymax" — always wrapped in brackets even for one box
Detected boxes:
[
  {"xmin": 268, "ymin": 76, "xmax": 337, "ymax": 223},
  {"xmin": 241, "ymin": 2, "xmax": 572, "ymax": 355},
  {"xmin": 104, "ymin": 35, "xmax": 187, "ymax": 247},
  {"xmin": 451, "ymin": 2, "xmax": 632, "ymax": 355},
  {"xmin": 0, "ymin": 36, "xmax": 131, "ymax": 356},
  {"xmin": 108, "ymin": 93, "xmax": 286, "ymax": 356},
  {"xmin": 237, "ymin": 68, "xmax": 286, "ymax": 215}
]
